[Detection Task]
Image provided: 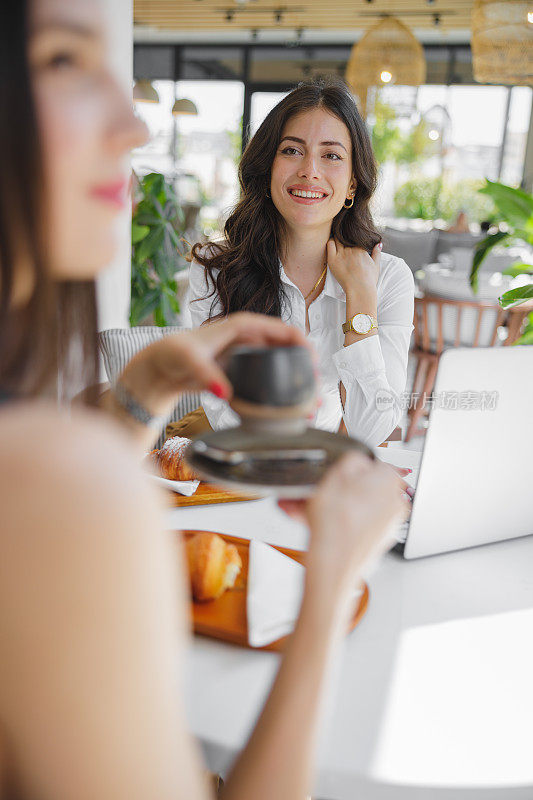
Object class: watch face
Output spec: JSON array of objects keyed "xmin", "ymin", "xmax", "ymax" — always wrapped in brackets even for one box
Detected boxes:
[{"xmin": 353, "ymin": 314, "xmax": 372, "ymax": 334}]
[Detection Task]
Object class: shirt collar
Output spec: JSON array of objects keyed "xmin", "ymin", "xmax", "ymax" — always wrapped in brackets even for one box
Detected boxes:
[
  {"xmin": 279, "ymin": 260, "xmax": 346, "ymax": 302},
  {"xmin": 279, "ymin": 261, "xmax": 296, "ymax": 290},
  {"xmin": 323, "ymin": 267, "xmax": 346, "ymax": 301}
]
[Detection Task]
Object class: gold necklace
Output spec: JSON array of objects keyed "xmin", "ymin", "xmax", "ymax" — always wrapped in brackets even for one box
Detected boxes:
[{"xmin": 304, "ymin": 262, "xmax": 328, "ymax": 301}]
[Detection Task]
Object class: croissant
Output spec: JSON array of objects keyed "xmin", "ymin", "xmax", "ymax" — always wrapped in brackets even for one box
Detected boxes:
[
  {"xmin": 185, "ymin": 532, "xmax": 242, "ymax": 602},
  {"xmin": 151, "ymin": 436, "xmax": 197, "ymax": 481}
]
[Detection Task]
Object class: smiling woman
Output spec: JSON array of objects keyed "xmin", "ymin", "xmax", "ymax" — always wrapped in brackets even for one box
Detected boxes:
[
  {"xmin": 190, "ymin": 78, "xmax": 415, "ymax": 447},
  {"xmin": 191, "ymin": 78, "xmax": 379, "ymax": 318}
]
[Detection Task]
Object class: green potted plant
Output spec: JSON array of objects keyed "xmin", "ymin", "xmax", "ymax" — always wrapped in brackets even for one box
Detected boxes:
[
  {"xmin": 469, "ymin": 179, "xmax": 533, "ymax": 345},
  {"xmin": 130, "ymin": 172, "xmax": 188, "ymax": 327}
]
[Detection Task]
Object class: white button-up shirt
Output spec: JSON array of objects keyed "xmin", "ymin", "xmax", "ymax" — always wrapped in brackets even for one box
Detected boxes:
[{"xmin": 188, "ymin": 252, "xmax": 414, "ymax": 448}]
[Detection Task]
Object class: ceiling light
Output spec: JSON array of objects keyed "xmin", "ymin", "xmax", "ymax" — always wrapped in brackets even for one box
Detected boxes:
[
  {"xmin": 133, "ymin": 80, "xmax": 159, "ymax": 104},
  {"xmin": 528, "ymin": 11, "xmax": 533, "ymax": 21},
  {"xmin": 428, "ymin": 129, "xmax": 440, "ymax": 140},
  {"xmin": 172, "ymin": 98, "xmax": 198, "ymax": 116},
  {"xmin": 346, "ymin": 17, "xmax": 426, "ymax": 115}
]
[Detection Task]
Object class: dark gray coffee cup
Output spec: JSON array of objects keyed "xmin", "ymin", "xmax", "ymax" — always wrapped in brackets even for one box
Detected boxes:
[{"xmin": 223, "ymin": 345, "xmax": 315, "ymax": 407}]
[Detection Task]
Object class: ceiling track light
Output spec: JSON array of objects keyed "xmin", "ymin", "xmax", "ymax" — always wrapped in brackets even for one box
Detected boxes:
[
  {"xmin": 221, "ymin": 5, "xmax": 303, "ymax": 21},
  {"xmin": 434, "ymin": 13, "xmax": 441, "ymax": 25},
  {"xmin": 359, "ymin": 9, "xmax": 455, "ymax": 18}
]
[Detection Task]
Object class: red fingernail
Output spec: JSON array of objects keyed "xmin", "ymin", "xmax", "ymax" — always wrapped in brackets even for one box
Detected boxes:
[{"xmin": 209, "ymin": 381, "xmax": 229, "ymax": 399}]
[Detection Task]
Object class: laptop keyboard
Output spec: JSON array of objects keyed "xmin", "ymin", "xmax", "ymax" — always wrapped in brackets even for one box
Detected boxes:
[{"xmin": 396, "ymin": 520, "xmax": 410, "ymax": 544}]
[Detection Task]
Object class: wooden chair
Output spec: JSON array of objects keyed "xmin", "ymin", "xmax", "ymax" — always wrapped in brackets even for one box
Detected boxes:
[{"xmin": 405, "ymin": 293, "xmax": 532, "ymax": 442}]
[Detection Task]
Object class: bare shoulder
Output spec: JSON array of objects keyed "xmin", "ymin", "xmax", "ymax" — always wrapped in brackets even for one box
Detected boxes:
[
  {"xmin": 0, "ymin": 401, "xmax": 137, "ymax": 482},
  {"xmin": 0, "ymin": 402, "xmax": 163, "ymax": 542}
]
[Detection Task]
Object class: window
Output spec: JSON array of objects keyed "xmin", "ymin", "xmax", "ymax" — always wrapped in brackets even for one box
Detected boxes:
[
  {"xmin": 371, "ymin": 84, "xmax": 520, "ymax": 220},
  {"xmin": 501, "ymin": 88, "xmax": 533, "ymax": 187},
  {"xmin": 132, "ymin": 80, "xmax": 244, "ymax": 237},
  {"xmin": 174, "ymin": 80, "xmax": 244, "ymax": 231},
  {"xmin": 250, "ymin": 91, "xmax": 288, "ymax": 136}
]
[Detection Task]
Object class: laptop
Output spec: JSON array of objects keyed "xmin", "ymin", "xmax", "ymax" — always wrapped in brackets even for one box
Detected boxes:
[{"xmin": 391, "ymin": 346, "xmax": 533, "ymax": 559}]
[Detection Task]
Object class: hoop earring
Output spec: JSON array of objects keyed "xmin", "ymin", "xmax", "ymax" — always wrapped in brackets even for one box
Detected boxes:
[{"xmin": 344, "ymin": 196, "xmax": 354, "ymax": 209}]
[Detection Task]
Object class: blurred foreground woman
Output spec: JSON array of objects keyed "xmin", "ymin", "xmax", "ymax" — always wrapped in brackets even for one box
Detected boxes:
[{"xmin": 0, "ymin": 1, "xmax": 405, "ymax": 798}]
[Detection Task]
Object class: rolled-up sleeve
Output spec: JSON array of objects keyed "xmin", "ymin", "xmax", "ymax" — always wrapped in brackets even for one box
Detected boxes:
[
  {"xmin": 332, "ymin": 260, "xmax": 414, "ymax": 448},
  {"xmin": 188, "ymin": 258, "xmax": 240, "ymax": 431}
]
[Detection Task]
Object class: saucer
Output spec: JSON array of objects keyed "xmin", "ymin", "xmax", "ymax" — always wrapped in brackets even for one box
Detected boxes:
[{"xmin": 185, "ymin": 426, "xmax": 373, "ymax": 498}]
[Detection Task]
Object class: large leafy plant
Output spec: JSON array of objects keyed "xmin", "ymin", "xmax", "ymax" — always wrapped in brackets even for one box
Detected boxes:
[
  {"xmin": 469, "ymin": 180, "xmax": 533, "ymax": 345},
  {"xmin": 130, "ymin": 172, "xmax": 187, "ymax": 327}
]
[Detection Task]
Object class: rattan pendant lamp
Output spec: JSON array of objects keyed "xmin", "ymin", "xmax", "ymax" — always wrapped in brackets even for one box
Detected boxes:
[
  {"xmin": 471, "ymin": 0, "xmax": 533, "ymax": 84},
  {"xmin": 345, "ymin": 17, "xmax": 426, "ymax": 116}
]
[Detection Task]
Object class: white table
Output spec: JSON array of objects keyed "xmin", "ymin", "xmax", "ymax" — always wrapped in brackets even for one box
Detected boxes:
[{"xmin": 167, "ymin": 497, "xmax": 533, "ymax": 799}]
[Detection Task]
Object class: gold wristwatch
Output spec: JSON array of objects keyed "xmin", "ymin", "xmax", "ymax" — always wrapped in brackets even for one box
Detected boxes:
[{"xmin": 342, "ymin": 313, "xmax": 378, "ymax": 335}]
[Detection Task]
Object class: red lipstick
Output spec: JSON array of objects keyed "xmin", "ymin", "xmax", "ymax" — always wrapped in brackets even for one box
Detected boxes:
[{"xmin": 89, "ymin": 179, "xmax": 128, "ymax": 209}]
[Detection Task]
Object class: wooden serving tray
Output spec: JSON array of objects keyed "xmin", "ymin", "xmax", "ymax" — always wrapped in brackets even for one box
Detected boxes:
[
  {"xmin": 169, "ymin": 482, "xmax": 258, "ymax": 507},
  {"xmin": 182, "ymin": 530, "xmax": 369, "ymax": 652}
]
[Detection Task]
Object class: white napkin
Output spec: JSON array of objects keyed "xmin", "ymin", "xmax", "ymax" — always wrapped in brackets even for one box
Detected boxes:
[
  {"xmin": 150, "ymin": 475, "xmax": 200, "ymax": 497},
  {"xmin": 247, "ymin": 541, "xmax": 364, "ymax": 647},
  {"xmin": 247, "ymin": 540, "xmax": 306, "ymax": 647}
]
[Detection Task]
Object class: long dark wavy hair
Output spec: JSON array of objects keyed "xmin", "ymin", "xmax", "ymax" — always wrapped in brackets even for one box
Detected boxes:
[
  {"xmin": 0, "ymin": 0, "xmax": 98, "ymax": 401},
  {"xmin": 192, "ymin": 77, "xmax": 381, "ymax": 320}
]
